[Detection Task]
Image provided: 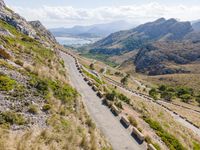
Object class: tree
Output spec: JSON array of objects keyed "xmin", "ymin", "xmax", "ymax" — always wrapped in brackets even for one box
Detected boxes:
[{"xmin": 120, "ymin": 74, "xmax": 130, "ymax": 85}]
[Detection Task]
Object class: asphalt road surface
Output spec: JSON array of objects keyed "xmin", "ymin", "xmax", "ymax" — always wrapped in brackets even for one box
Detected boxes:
[{"xmin": 60, "ymin": 51, "xmax": 147, "ymax": 150}]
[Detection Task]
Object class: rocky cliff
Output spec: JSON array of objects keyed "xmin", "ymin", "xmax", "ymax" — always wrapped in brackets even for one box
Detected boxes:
[
  {"xmin": 134, "ymin": 41, "xmax": 200, "ymax": 75},
  {"xmin": 29, "ymin": 20, "xmax": 57, "ymax": 44}
]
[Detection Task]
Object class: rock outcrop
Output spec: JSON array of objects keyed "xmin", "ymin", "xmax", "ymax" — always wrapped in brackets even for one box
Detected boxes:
[
  {"xmin": 0, "ymin": 0, "xmax": 57, "ymax": 46},
  {"xmin": 29, "ymin": 20, "xmax": 57, "ymax": 44},
  {"xmin": 0, "ymin": 0, "xmax": 37, "ymax": 37},
  {"xmin": 134, "ymin": 41, "xmax": 200, "ymax": 75}
]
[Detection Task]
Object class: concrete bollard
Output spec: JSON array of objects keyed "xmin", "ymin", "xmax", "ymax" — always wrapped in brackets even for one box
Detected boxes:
[
  {"xmin": 132, "ymin": 127, "xmax": 145, "ymax": 142},
  {"xmin": 148, "ymin": 144, "xmax": 157, "ymax": 150}
]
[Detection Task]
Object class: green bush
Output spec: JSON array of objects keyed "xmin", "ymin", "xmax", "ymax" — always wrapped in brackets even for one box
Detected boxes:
[
  {"xmin": 143, "ymin": 116, "xmax": 185, "ymax": 150},
  {"xmin": 14, "ymin": 59, "xmax": 24, "ymax": 66},
  {"xmin": 161, "ymin": 91, "xmax": 174, "ymax": 102},
  {"xmin": 42, "ymin": 104, "xmax": 52, "ymax": 111},
  {"xmin": 0, "ymin": 111, "xmax": 26, "ymax": 125},
  {"xmin": 28, "ymin": 105, "xmax": 38, "ymax": 114},
  {"xmin": 0, "ymin": 75, "xmax": 16, "ymax": 91},
  {"xmin": 159, "ymin": 85, "xmax": 167, "ymax": 91},
  {"xmin": 29, "ymin": 75, "xmax": 48, "ymax": 95},
  {"xmin": 30, "ymin": 75, "xmax": 78, "ymax": 104},
  {"xmin": 118, "ymin": 93, "xmax": 130, "ymax": 104},
  {"xmin": 48, "ymin": 80, "xmax": 78, "ymax": 104},
  {"xmin": 105, "ymin": 90, "xmax": 117, "ymax": 101},
  {"xmin": 149, "ymin": 88, "xmax": 159, "ymax": 100},
  {"xmin": 115, "ymin": 101, "xmax": 123, "ymax": 109},
  {"xmin": 176, "ymin": 87, "xmax": 193, "ymax": 97},
  {"xmin": 180, "ymin": 94, "xmax": 192, "ymax": 103},
  {"xmin": 105, "ymin": 90, "xmax": 130, "ymax": 104}
]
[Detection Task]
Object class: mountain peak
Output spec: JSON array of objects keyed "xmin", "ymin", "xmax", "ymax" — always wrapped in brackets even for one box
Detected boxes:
[{"xmin": 154, "ymin": 18, "xmax": 166, "ymax": 23}]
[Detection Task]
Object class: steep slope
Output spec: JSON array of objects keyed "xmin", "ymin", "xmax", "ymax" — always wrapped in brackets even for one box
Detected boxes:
[
  {"xmin": 0, "ymin": 1, "xmax": 110, "ymax": 149},
  {"xmin": 88, "ymin": 18, "xmax": 193, "ymax": 55},
  {"xmin": 29, "ymin": 20, "xmax": 57, "ymax": 45}
]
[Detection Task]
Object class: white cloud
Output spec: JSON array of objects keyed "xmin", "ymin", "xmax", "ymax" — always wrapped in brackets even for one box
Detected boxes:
[{"xmin": 9, "ymin": 2, "xmax": 200, "ymax": 28}]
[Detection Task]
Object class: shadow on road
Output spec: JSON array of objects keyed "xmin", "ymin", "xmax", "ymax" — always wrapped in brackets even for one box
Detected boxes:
[
  {"xmin": 131, "ymin": 132, "xmax": 144, "ymax": 145},
  {"xmin": 120, "ymin": 119, "xmax": 129, "ymax": 129}
]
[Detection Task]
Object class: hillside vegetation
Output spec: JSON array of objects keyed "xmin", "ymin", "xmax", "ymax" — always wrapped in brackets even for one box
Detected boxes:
[{"xmin": 0, "ymin": 1, "xmax": 110, "ymax": 149}]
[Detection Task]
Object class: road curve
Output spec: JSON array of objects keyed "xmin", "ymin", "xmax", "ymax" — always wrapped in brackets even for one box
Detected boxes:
[{"xmin": 60, "ymin": 51, "xmax": 146, "ymax": 150}]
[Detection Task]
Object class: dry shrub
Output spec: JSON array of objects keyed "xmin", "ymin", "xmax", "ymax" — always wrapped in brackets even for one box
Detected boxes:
[{"xmin": 0, "ymin": 48, "xmax": 11, "ymax": 59}]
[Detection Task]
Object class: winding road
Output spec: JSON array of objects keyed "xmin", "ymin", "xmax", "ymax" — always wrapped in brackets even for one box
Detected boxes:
[{"xmin": 60, "ymin": 51, "xmax": 147, "ymax": 150}]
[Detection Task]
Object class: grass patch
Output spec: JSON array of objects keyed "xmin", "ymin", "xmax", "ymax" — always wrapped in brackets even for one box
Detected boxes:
[
  {"xmin": 143, "ymin": 116, "xmax": 185, "ymax": 150},
  {"xmin": 42, "ymin": 104, "xmax": 52, "ymax": 112},
  {"xmin": 0, "ymin": 111, "xmax": 26, "ymax": 126},
  {"xmin": 28, "ymin": 105, "xmax": 38, "ymax": 114},
  {"xmin": 29, "ymin": 74, "xmax": 78, "ymax": 104},
  {"xmin": 0, "ymin": 74, "xmax": 16, "ymax": 91},
  {"xmin": 82, "ymin": 69, "xmax": 102, "ymax": 85}
]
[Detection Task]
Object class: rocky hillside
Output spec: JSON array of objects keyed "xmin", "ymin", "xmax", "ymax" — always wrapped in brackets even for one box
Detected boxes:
[
  {"xmin": 29, "ymin": 20, "xmax": 57, "ymax": 44},
  {"xmin": 84, "ymin": 18, "xmax": 200, "ymax": 75},
  {"xmin": 134, "ymin": 41, "xmax": 200, "ymax": 75},
  {"xmin": 88, "ymin": 18, "xmax": 193, "ymax": 55},
  {"xmin": 0, "ymin": 1, "xmax": 110, "ymax": 149}
]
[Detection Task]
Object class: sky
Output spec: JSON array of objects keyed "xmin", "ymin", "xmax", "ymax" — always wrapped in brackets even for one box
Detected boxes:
[{"xmin": 4, "ymin": 0, "xmax": 200, "ymax": 28}]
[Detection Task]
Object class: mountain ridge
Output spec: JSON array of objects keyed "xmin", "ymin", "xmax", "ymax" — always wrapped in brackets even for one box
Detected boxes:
[
  {"xmin": 88, "ymin": 18, "xmax": 194, "ymax": 56},
  {"xmin": 50, "ymin": 20, "xmax": 136, "ymax": 38},
  {"xmin": 83, "ymin": 18, "xmax": 200, "ymax": 75}
]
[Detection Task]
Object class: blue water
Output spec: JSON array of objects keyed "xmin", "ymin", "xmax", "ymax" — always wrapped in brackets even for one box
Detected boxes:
[{"xmin": 56, "ymin": 36, "xmax": 100, "ymax": 46}]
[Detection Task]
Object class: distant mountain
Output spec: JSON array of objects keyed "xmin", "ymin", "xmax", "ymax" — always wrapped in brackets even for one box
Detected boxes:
[
  {"xmin": 88, "ymin": 18, "xmax": 193, "ymax": 55},
  {"xmin": 192, "ymin": 20, "xmax": 200, "ymax": 32},
  {"xmin": 85, "ymin": 18, "xmax": 200, "ymax": 75},
  {"xmin": 50, "ymin": 20, "xmax": 136, "ymax": 38}
]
